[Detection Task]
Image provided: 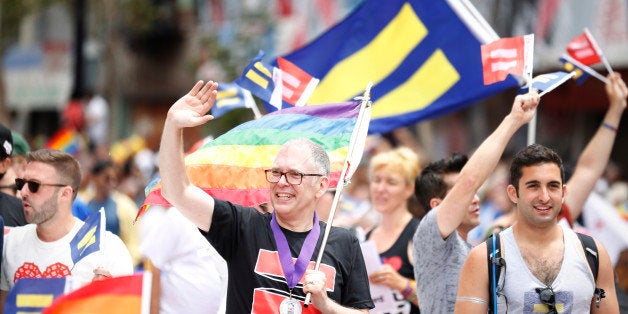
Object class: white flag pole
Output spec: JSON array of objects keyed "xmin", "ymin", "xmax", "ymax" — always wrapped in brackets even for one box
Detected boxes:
[
  {"xmin": 524, "ymin": 34, "xmax": 536, "ymax": 145},
  {"xmin": 562, "ymin": 54, "xmax": 609, "ymax": 84},
  {"xmin": 242, "ymin": 89, "xmax": 262, "ymax": 119},
  {"xmin": 584, "ymin": 28, "xmax": 613, "ymax": 74},
  {"xmin": 303, "ymin": 83, "xmax": 373, "ymax": 307}
]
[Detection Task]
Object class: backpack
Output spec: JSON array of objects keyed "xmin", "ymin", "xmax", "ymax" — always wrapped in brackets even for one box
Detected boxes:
[{"xmin": 486, "ymin": 232, "xmax": 605, "ymax": 313}]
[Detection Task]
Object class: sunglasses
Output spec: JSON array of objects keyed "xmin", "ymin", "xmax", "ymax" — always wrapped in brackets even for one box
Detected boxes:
[
  {"xmin": 535, "ymin": 287, "xmax": 557, "ymax": 314},
  {"xmin": 15, "ymin": 178, "xmax": 68, "ymax": 193}
]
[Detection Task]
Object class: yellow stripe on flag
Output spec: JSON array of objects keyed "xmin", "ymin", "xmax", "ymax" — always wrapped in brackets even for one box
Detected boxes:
[
  {"xmin": 373, "ymin": 49, "xmax": 460, "ymax": 118},
  {"xmin": 245, "ymin": 69, "xmax": 269, "ymax": 89},
  {"xmin": 77, "ymin": 226, "xmax": 97, "ymax": 250},
  {"xmin": 216, "ymin": 97, "xmax": 242, "ymax": 108},
  {"xmin": 309, "ymin": 3, "xmax": 427, "ymax": 104},
  {"xmin": 16, "ymin": 294, "xmax": 54, "ymax": 308},
  {"xmin": 217, "ymin": 89, "xmax": 238, "ymax": 98},
  {"xmin": 254, "ymin": 62, "xmax": 272, "ymax": 77}
]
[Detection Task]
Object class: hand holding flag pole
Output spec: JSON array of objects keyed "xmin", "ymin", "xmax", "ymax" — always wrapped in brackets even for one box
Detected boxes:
[{"xmin": 303, "ymin": 83, "xmax": 373, "ymax": 307}]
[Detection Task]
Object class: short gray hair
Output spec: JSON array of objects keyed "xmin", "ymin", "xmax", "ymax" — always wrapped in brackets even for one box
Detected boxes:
[{"xmin": 282, "ymin": 138, "xmax": 330, "ymax": 176}]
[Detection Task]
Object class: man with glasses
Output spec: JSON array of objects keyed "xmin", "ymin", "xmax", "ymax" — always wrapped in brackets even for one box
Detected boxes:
[
  {"xmin": 0, "ymin": 123, "xmax": 26, "ymax": 227},
  {"xmin": 157, "ymin": 81, "xmax": 374, "ymax": 313},
  {"xmin": 455, "ymin": 144, "xmax": 619, "ymax": 313},
  {"xmin": 0, "ymin": 149, "xmax": 134, "ymax": 310}
]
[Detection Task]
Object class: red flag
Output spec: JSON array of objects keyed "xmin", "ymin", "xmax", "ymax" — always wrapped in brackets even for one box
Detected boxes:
[
  {"xmin": 481, "ymin": 35, "xmax": 533, "ymax": 85},
  {"xmin": 277, "ymin": 57, "xmax": 320, "ymax": 106},
  {"xmin": 566, "ymin": 30, "xmax": 602, "ymax": 66}
]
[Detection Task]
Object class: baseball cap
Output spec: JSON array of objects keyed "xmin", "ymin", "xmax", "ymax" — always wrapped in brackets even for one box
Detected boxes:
[
  {"xmin": 0, "ymin": 124, "xmax": 13, "ymax": 160},
  {"xmin": 11, "ymin": 131, "xmax": 30, "ymax": 156}
]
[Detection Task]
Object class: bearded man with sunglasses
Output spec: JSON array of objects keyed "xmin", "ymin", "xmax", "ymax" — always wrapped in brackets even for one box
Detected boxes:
[
  {"xmin": 455, "ymin": 144, "xmax": 619, "ymax": 313},
  {"xmin": 157, "ymin": 81, "xmax": 374, "ymax": 313},
  {"xmin": 0, "ymin": 149, "xmax": 134, "ymax": 311}
]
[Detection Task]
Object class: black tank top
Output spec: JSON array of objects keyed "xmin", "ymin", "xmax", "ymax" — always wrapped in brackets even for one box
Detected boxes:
[{"xmin": 367, "ymin": 217, "xmax": 420, "ymax": 313}]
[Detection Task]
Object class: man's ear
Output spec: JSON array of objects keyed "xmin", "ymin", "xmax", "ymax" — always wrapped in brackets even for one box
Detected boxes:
[
  {"xmin": 506, "ymin": 184, "xmax": 518, "ymax": 204},
  {"xmin": 315, "ymin": 176, "xmax": 330, "ymax": 198},
  {"xmin": 429, "ymin": 198, "xmax": 442, "ymax": 209},
  {"xmin": 561, "ymin": 184, "xmax": 567, "ymax": 203},
  {"xmin": 0, "ymin": 157, "xmax": 11, "ymax": 171}
]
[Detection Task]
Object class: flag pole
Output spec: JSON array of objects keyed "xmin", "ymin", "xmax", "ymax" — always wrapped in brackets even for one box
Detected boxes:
[
  {"xmin": 584, "ymin": 28, "xmax": 613, "ymax": 74},
  {"xmin": 249, "ymin": 100, "xmax": 263, "ymax": 119},
  {"xmin": 562, "ymin": 54, "xmax": 609, "ymax": 84},
  {"xmin": 524, "ymin": 34, "xmax": 535, "ymax": 145},
  {"xmin": 304, "ymin": 83, "xmax": 373, "ymax": 307}
]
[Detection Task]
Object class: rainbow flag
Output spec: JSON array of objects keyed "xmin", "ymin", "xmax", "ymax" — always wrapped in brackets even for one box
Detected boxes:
[
  {"xmin": 139, "ymin": 101, "xmax": 361, "ymax": 219},
  {"xmin": 45, "ymin": 127, "xmax": 81, "ymax": 155},
  {"xmin": 43, "ymin": 273, "xmax": 151, "ymax": 314}
]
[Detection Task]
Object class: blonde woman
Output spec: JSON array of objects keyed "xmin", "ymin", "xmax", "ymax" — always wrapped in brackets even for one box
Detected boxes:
[{"xmin": 366, "ymin": 147, "xmax": 422, "ymax": 313}]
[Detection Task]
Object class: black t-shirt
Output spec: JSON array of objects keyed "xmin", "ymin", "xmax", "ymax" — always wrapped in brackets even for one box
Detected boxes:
[
  {"xmin": 205, "ymin": 199, "xmax": 374, "ymax": 313},
  {"xmin": 0, "ymin": 193, "xmax": 26, "ymax": 227}
]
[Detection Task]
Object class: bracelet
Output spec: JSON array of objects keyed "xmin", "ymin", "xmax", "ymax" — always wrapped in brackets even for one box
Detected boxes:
[
  {"xmin": 401, "ymin": 280, "xmax": 413, "ymax": 299},
  {"xmin": 602, "ymin": 122, "xmax": 618, "ymax": 132}
]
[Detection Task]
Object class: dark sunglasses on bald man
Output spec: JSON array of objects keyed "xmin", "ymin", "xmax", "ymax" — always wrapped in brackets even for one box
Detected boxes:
[{"xmin": 15, "ymin": 178, "xmax": 68, "ymax": 193}]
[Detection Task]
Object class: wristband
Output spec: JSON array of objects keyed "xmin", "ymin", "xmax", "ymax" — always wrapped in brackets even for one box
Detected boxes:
[
  {"xmin": 602, "ymin": 122, "xmax": 618, "ymax": 132},
  {"xmin": 401, "ymin": 280, "xmax": 414, "ymax": 299}
]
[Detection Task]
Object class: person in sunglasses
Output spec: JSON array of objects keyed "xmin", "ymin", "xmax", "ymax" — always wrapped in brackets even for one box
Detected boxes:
[
  {"xmin": 0, "ymin": 149, "xmax": 134, "ymax": 307},
  {"xmin": 0, "ymin": 123, "xmax": 27, "ymax": 227},
  {"xmin": 157, "ymin": 81, "xmax": 374, "ymax": 313},
  {"xmin": 411, "ymin": 92, "xmax": 540, "ymax": 313},
  {"xmin": 455, "ymin": 144, "xmax": 619, "ymax": 313}
]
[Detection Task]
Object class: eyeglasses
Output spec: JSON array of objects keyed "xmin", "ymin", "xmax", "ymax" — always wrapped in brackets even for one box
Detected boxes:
[
  {"xmin": 264, "ymin": 169, "xmax": 323, "ymax": 185},
  {"xmin": 535, "ymin": 287, "xmax": 557, "ymax": 314},
  {"xmin": 15, "ymin": 178, "xmax": 68, "ymax": 193}
]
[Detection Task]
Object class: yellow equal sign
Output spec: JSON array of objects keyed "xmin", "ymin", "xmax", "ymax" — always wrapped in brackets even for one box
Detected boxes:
[
  {"xmin": 77, "ymin": 226, "xmax": 97, "ymax": 251},
  {"xmin": 216, "ymin": 89, "xmax": 240, "ymax": 107},
  {"xmin": 16, "ymin": 293, "xmax": 54, "ymax": 311},
  {"xmin": 372, "ymin": 49, "xmax": 459, "ymax": 118},
  {"xmin": 308, "ymin": 3, "xmax": 427, "ymax": 105},
  {"xmin": 245, "ymin": 62, "xmax": 273, "ymax": 89}
]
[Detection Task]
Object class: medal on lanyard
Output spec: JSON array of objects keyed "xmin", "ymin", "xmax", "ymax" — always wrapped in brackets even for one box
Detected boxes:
[
  {"xmin": 279, "ymin": 289, "xmax": 302, "ymax": 314},
  {"xmin": 271, "ymin": 211, "xmax": 320, "ymax": 314}
]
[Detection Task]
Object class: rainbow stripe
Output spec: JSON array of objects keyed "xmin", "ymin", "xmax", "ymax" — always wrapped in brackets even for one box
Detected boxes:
[
  {"xmin": 43, "ymin": 273, "xmax": 148, "ymax": 314},
  {"xmin": 139, "ymin": 101, "xmax": 360, "ymax": 219},
  {"xmin": 45, "ymin": 127, "xmax": 80, "ymax": 155}
]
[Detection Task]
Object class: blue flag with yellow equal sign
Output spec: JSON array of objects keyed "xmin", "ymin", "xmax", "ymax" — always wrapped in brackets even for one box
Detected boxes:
[
  {"xmin": 4, "ymin": 278, "xmax": 66, "ymax": 314},
  {"xmin": 275, "ymin": 0, "xmax": 520, "ymax": 134},
  {"xmin": 211, "ymin": 82, "xmax": 257, "ymax": 119},
  {"xmin": 70, "ymin": 208, "xmax": 105, "ymax": 264}
]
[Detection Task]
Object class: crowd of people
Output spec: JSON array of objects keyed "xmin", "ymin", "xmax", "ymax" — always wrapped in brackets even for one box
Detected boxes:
[{"xmin": 0, "ymin": 72, "xmax": 625, "ymax": 313}]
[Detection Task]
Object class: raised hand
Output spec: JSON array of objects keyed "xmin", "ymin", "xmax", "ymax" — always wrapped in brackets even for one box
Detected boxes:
[
  {"xmin": 509, "ymin": 91, "xmax": 540, "ymax": 125},
  {"xmin": 167, "ymin": 80, "xmax": 218, "ymax": 129},
  {"xmin": 606, "ymin": 73, "xmax": 627, "ymax": 112}
]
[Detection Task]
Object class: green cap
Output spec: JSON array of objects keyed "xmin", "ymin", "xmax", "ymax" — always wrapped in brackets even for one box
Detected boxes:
[{"xmin": 11, "ymin": 131, "xmax": 30, "ymax": 156}]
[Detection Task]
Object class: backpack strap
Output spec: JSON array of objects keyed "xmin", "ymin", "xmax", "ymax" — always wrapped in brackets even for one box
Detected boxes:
[
  {"xmin": 575, "ymin": 232, "xmax": 606, "ymax": 307},
  {"xmin": 486, "ymin": 233, "xmax": 505, "ymax": 313}
]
